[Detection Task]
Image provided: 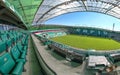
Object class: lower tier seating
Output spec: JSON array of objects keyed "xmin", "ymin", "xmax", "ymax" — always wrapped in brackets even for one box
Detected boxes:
[
  {"xmin": 0, "ymin": 30, "xmax": 29, "ymax": 75},
  {"xmin": 109, "ymin": 53, "xmax": 120, "ymax": 63},
  {"xmin": 0, "ymin": 53, "xmax": 24, "ymax": 75}
]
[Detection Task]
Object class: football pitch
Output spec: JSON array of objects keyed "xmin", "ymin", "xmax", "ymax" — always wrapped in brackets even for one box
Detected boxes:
[{"xmin": 51, "ymin": 35, "xmax": 120, "ymax": 50}]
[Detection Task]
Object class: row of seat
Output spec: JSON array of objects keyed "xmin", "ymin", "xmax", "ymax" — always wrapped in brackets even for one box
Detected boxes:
[
  {"xmin": 35, "ymin": 30, "xmax": 84, "ymax": 63},
  {"xmin": 109, "ymin": 53, "xmax": 120, "ymax": 63},
  {"xmin": 0, "ymin": 30, "xmax": 29, "ymax": 75}
]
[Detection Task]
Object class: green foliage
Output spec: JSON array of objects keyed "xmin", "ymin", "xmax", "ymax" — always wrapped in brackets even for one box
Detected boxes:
[{"xmin": 51, "ymin": 35, "xmax": 120, "ymax": 50}]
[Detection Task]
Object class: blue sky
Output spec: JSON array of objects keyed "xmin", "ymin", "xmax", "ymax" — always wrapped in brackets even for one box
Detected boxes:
[{"xmin": 45, "ymin": 12, "xmax": 120, "ymax": 31}]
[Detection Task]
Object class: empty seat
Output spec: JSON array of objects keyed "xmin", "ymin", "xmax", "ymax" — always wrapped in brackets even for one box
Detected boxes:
[
  {"xmin": 0, "ymin": 30, "xmax": 29, "ymax": 75},
  {"xmin": 0, "ymin": 31, "xmax": 5, "ymax": 35},
  {"xmin": 17, "ymin": 42, "xmax": 27, "ymax": 55},
  {"xmin": 0, "ymin": 34, "xmax": 8, "ymax": 42},
  {"xmin": 6, "ymin": 39, "xmax": 13, "ymax": 49},
  {"xmin": 0, "ymin": 41, "xmax": 6, "ymax": 53},
  {"xmin": 8, "ymin": 33, "xmax": 15, "ymax": 43},
  {"xmin": 10, "ymin": 46, "xmax": 26, "ymax": 63},
  {"xmin": 21, "ymin": 37, "xmax": 28, "ymax": 46}
]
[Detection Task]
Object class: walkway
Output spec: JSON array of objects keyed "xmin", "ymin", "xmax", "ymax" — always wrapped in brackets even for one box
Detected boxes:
[
  {"xmin": 22, "ymin": 37, "xmax": 44, "ymax": 75},
  {"xmin": 31, "ymin": 34, "xmax": 85, "ymax": 75}
]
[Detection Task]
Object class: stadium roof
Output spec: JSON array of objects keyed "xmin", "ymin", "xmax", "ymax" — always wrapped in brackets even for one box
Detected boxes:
[
  {"xmin": 0, "ymin": 0, "xmax": 42, "ymax": 29},
  {"xmin": 33, "ymin": 0, "xmax": 120, "ymax": 25},
  {"xmin": 0, "ymin": 0, "xmax": 27, "ymax": 29},
  {"xmin": 1, "ymin": 0, "xmax": 120, "ymax": 29},
  {"xmin": 4, "ymin": 0, "xmax": 42, "ymax": 26}
]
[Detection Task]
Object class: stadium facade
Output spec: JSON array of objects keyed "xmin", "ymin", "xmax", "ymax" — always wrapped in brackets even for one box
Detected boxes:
[{"xmin": 0, "ymin": 0, "xmax": 120, "ymax": 75}]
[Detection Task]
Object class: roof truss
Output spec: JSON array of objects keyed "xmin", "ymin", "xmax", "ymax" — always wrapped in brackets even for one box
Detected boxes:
[{"xmin": 33, "ymin": 0, "xmax": 120, "ymax": 25}]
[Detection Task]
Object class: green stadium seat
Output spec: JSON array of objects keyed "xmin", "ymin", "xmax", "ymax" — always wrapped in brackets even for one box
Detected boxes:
[
  {"xmin": 6, "ymin": 39, "xmax": 13, "ymax": 48},
  {"xmin": 0, "ymin": 53, "xmax": 24, "ymax": 75},
  {"xmin": 17, "ymin": 42, "xmax": 27, "ymax": 55},
  {"xmin": 8, "ymin": 33, "xmax": 14, "ymax": 42},
  {"xmin": 13, "ymin": 36, "xmax": 18, "ymax": 43},
  {"xmin": 0, "ymin": 31, "xmax": 5, "ymax": 35},
  {"xmin": 10, "ymin": 46, "xmax": 26, "ymax": 63},
  {"xmin": 0, "ymin": 53, "xmax": 15, "ymax": 74},
  {"xmin": 21, "ymin": 37, "xmax": 28, "ymax": 46},
  {"xmin": 0, "ymin": 41, "xmax": 6, "ymax": 53},
  {"xmin": 12, "ymin": 62, "xmax": 24, "ymax": 75},
  {"xmin": 1, "ymin": 34, "xmax": 8, "ymax": 42},
  {"xmin": 22, "ymin": 36, "xmax": 28, "ymax": 47}
]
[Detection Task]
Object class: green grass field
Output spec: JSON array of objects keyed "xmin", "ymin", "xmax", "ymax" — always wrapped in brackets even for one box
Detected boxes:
[{"xmin": 51, "ymin": 35, "xmax": 120, "ymax": 50}]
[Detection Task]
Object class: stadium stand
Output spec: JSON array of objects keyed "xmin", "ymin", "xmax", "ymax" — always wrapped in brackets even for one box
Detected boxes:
[
  {"xmin": 34, "ymin": 29, "xmax": 67, "ymax": 38},
  {"xmin": 109, "ymin": 32, "xmax": 120, "ymax": 42},
  {"xmin": 109, "ymin": 53, "xmax": 120, "ymax": 63},
  {"xmin": 68, "ymin": 27, "xmax": 109, "ymax": 38},
  {"xmin": 35, "ymin": 29, "xmax": 85, "ymax": 63},
  {"xmin": 0, "ymin": 30, "xmax": 29, "ymax": 75},
  {"xmin": 1, "ymin": 0, "xmax": 120, "ymax": 74},
  {"xmin": 34, "ymin": 28, "xmax": 120, "ymax": 68}
]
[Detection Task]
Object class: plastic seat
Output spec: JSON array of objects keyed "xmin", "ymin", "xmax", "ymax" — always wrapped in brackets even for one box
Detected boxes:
[
  {"xmin": 0, "ymin": 41, "xmax": 6, "ymax": 53},
  {"xmin": 21, "ymin": 37, "xmax": 28, "ymax": 46},
  {"xmin": 13, "ymin": 36, "xmax": 18, "ymax": 43},
  {"xmin": 0, "ymin": 31, "xmax": 5, "ymax": 35},
  {"xmin": 8, "ymin": 33, "xmax": 14, "ymax": 42},
  {"xmin": 17, "ymin": 42, "xmax": 27, "ymax": 55},
  {"xmin": 1, "ymin": 34, "xmax": 8, "ymax": 42},
  {"xmin": 0, "ymin": 53, "xmax": 24, "ymax": 75},
  {"xmin": 10, "ymin": 46, "xmax": 26, "ymax": 63},
  {"xmin": 6, "ymin": 39, "xmax": 13, "ymax": 47}
]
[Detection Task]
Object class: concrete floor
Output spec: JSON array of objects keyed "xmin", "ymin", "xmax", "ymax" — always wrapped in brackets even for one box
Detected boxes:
[{"xmin": 22, "ymin": 38, "xmax": 43, "ymax": 75}]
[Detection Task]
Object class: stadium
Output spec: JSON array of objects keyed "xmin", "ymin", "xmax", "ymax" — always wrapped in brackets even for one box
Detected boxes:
[{"xmin": 1, "ymin": 0, "xmax": 120, "ymax": 75}]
